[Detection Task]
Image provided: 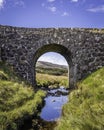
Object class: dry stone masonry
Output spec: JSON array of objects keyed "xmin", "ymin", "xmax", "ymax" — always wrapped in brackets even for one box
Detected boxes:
[{"xmin": 0, "ymin": 25, "xmax": 104, "ymax": 88}]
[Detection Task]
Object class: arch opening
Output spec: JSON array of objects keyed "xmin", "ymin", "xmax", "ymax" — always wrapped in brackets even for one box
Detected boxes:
[
  {"xmin": 36, "ymin": 52, "xmax": 68, "ymax": 89},
  {"xmin": 32, "ymin": 44, "xmax": 74, "ymax": 89}
]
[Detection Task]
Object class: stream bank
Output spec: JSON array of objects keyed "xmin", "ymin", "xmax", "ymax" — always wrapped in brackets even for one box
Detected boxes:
[{"xmin": 20, "ymin": 86, "xmax": 69, "ymax": 130}]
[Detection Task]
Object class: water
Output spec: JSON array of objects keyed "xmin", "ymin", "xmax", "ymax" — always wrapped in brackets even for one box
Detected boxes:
[
  {"xmin": 20, "ymin": 87, "xmax": 69, "ymax": 130},
  {"xmin": 40, "ymin": 87, "xmax": 68, "ymax": 121}
]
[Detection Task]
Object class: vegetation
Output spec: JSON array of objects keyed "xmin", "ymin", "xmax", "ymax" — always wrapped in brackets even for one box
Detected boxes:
[
  {"xmin": 36, "ymin": 61, "xmax": 68, "ymax": 88},
  {"xmin": 36, "ymin": 67, "xmax": 67, "ymax": 76},
  {"xmin": 36, "ymin": 73, "xmax": 68, "ymax": 88},
  {"xmin": 88, "ymin": 28, "xmax": 104, "ymax": 34},
  {"xmin": 36, "ymin": 61, "xmax": 68, "ymax": 76},
  {"xmin": 55, "ymin": 67, "xmax": 104, "ymax": 130},
  {"xmin": 0, "ymin": 62, "xmax": 46, "ymax": 130},
  {"xmin": 1, "ymin": 60, "xmax": 104, "ymax": 130}
]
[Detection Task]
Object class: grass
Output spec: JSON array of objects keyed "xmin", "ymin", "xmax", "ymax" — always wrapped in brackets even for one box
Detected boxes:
[
  {"xmin": 36, "ymin": 67, "xmax": 67, "ymax": 76},
  {"xmin": 55, "ymin": 67, "xmax": 104, "ymax": 130},
  {"xmin": 36, "ymin": 73, "xmax": 68, "ymax": 88},
  {"xmin": 88, "ymin": 29, "xmax": 104, "ymax": 34},
  {"xmin": 36, "ymin": 61, "xmax": 68, "ymax": 88},
  {"xmin": 36, "ymin": 61, "xmax": 68, "ymax": 76},
  {"xmin": 0, "ymin": 62, "xmax": 46, "ymax": 130}
]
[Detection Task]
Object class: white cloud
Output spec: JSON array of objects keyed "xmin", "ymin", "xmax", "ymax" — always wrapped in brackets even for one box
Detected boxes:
[
  {"xmin": 38, "ymin": 52, "xmax": 68, "ymax": 66},
  {"xmin": 71, "ymin": 0, "xmax": 78, "ymax": 2},
  {"xmin": 47, "ymin": 0, "xmax": 55, "ymax": 3},
  {"xmin": 0, "ymin": 0, "xmax": 25, "ymax": 10},
  {"xmin": 0, "ymin": 0, "xmax": 5, "ymax": 9},
  {"xmin": 62, "ymin": 12, "xmax": 69, "ymax": 16},
  {"xmin": 48, "ymin": 6, "xmax": 56, "ymax": 12},
  {"xmin": 87, "ymin": 5, "xmax": 104, "ymax": 13},
  {"xmin": 14, "ymin": 0, "xmax": 25, "ymax": 7}
]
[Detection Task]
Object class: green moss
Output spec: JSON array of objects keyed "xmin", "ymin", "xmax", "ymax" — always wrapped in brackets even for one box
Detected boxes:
[{"xmin": 55, "ymin": 67, "xmax": 104, "ymax": 130}]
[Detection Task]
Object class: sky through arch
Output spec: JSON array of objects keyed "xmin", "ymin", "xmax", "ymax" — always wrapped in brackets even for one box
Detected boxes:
[{"xmin": 38, "ymin": 52, "xmax": 68, "ymax": 66}]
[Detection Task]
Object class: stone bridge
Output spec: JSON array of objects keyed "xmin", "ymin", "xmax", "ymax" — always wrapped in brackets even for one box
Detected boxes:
[{"xmin": 0, "ymin": 25, "xmax": 104, "ymax": 88}]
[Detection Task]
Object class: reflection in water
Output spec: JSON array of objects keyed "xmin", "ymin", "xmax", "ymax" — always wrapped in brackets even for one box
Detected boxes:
[
  {"xmin": 40, "ymin": 94, "xmax": 68, "ymax": 121},
  {"xmin": 20, "ymin": 87, "xmax": 69, "ymax": 130}
]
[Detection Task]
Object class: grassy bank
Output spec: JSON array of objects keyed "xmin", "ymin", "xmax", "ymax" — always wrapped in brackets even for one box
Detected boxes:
[
  {"xmin": 0, "ymin": 62, "xmax": 46, "ymax": 130},
  {"xmin": 36, "ymin": 73, "xmax": 68, "ymax": 88},
  {"xmin": 55, "ymin": 67, "xmax": 104, "ymax": 130}
]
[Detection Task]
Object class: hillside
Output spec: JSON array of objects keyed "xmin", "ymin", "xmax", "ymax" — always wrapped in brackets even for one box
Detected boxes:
[
  {"xmin": 36, "ymin": 61, "xmax": 68, "ymax": 88},
  {"xmin": 0, "ymin": 62, "xmax": 46, "ymax": 130},
  {"xmin": 55, "ymin": 67, "xmax": 104, "ymax": 130},
  {"xmin": 36, "ymin": 61, "xmax": 67, "ymax": 69},
  {"xmin": 0, "ymin": 61, "xmax": 104, "ymax": 130},
  {"xmin": 36, "ymin": 61, "xmax": 68, "ymax": 76}
]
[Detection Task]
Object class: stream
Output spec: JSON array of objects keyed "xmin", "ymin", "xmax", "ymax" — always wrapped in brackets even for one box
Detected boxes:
[{"xmin": 20, "ymin": 86, "xmax": 69, "ymax": 130}]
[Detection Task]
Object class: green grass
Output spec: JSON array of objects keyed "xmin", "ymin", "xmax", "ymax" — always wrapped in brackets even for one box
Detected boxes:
[
  {"xmin": 36, "ymin": 73, "xmax": 68, "ymax": 88},
  {"xmin": 36, "ymin": 67, "xmax": 67, "ymax": 76},
  {"xmin": 0, "ymin": 62, "xmax": 46, "ymax": 130},
  {"xmin": 55, "ymin": 67, "xmax": 104, "ymax": 130},
  {"xmin": 36, "ymin": 61, "xmax": 68, "ymax": 88}
]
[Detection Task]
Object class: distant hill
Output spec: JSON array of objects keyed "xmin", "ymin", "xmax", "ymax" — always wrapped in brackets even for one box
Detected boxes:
[
  {"xmin": 36, "ymin": 61, "xmax": 68, "ymax": 76},
  {"xmin": 36, "ymin": 61, "xmax": 67, "ymax": 69}
]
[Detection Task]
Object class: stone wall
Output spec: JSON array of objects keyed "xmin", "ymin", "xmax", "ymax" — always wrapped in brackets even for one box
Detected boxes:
[{"xmin": 0, "ymin": 25, "xmax": 104, "ymax": 88}]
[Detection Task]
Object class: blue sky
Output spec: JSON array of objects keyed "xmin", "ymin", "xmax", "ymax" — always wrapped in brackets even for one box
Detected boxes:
[
  {"xmin": 0, "ymin": 0, "xmax": 104, "ymax": 28},
  {"xmin": 0, "ymin": 0, "xmax": 104, "ymax": 65}
]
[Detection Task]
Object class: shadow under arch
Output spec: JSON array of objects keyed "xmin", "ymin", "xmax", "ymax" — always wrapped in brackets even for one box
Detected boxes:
[{"xmin": 33, "ymin": 44, "xmax": 75, "ymax": 89}]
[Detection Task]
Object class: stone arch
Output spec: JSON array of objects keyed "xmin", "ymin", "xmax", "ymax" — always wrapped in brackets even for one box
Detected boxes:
[{"xmin": 32, "ymin": 44, "xmax": 75, "ymax": 89}]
